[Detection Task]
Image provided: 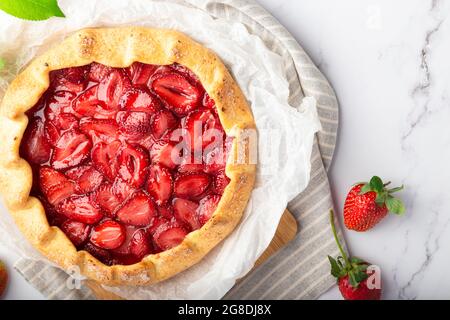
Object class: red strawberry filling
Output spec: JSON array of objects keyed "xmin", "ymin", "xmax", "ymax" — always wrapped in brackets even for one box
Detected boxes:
[{"xmin": 21, "ymin": 62, "xmax": 231, "ymax": 266}]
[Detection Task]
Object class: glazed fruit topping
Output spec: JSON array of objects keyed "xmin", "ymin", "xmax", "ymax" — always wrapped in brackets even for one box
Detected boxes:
[
  {"xmin": 57, "ymin": 195, "xmax": 103, "ymax": 224},
  {"xmin": 91, "ymin": 220, "xmax": 126, "ymax": 250},
  {"xmin": 174, "ymin": 173, "xmax": 210, "ymax": 199},
  {"xmin": 116, "ymin": 191, "xmax": 156, "ymax": 226},
  {"xmin": 21, "ymin": 117, "xmax": 51, "ymax": 164},
  {"xmin": 22, "ymin": 62, "xmax": 230, "ymax": 266},
  {"xmin": 152, "ymin": 72, "xmax": 201, "ymax": 116},
  {"xmin": 39, "ymin": 167, "xmax": 78, "ymax": 205},
  {"xmin": 51, "ymin": 130, "xmax": 92, "ymax": 170}
]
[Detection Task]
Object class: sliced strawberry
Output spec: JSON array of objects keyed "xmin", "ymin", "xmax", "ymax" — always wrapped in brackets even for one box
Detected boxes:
[
  {"xmin": 51, "ymin": 129, "xmax": 91, "ymax": 170},
  {"xmin": 204, "ymin": 146, "xmax": 227, "ymax": 173},
  {"xmin": 80, "ymin": 117, "xmax": 119, "ymax": 143},
  {"xmin": 66, "ymin": 165, "xmax": 104, "ymax": 193},
  {"xmin": 178, "ymin": 163, "xmax": 205, "ymax": 174},
  {"xmin": 127, "ymin": 62, "xmax": 158, "ymax": 86},
  {"xmin": 90, "ymin": 220, "xmax": 125, "ymax": 250},
  {"xmin": 53, "ymin": 113, "xmax": 79, "ymax": 130},
  {"xmin": 149, "ymin": 141, "xmax": 180, "ymax": 169},
  {"xmin": 44, "ymin": 121, "xmax": 61, "ymax": 146},
  {"xmin": 39, "ymin": 167, "xmax": 78, "ymax": 205},
  {"xmin": 93, "ymin": 183, "xmax": 122, "ymax": 216},
  {"xmin": 43, "ymin": 199, "xmax": 67, "ymax": 226},
  {"xmin": 119, "ymin": 87, "xmax": 161, "ymax": 113},
  {"xmin": 150, "ymin": 109, "xmax": 178, "ymax": 139},
  {"xmin": 60, "ymin": 220, "xmax": 91, "ymax": 247},
  {"xmin": 118, "ymin": 144, "xmax": 150, "ymax": 188},
  {"xmin": 83, "ymin": 242, "xmax": 113, "ymax": 265},
  {"xmin": 112, "ymin": 178, "xmax": 136, "ymax": 201},
  {"xmin": 88, "ymin": 62, "xmax": 113, "ymax": 82},
  {"xmin": 146, "ymin": 164, "xmax": 173, "ymax": 205},
  {"xmin": 44, "ymin": 91, "xmax": 77, "ymax": 121},
  {"xmin": 148, "ymin": 216, "xmax": 170, "ymax": 235},
  {"xmin": 97, "ymin": 69, "xmax": 131, "ymax": 109},
  {"xmin": 61, "ymin": 66, "xmax": 90, "ymax": 84},
  {"xmin": 91, "ymin": 140, "xmax": 122, "ymax": 181},
  {"xmin": 203, "ymin": 92, "xmax": 216, "ymax": 109},
  {"xmin": 132, "ymin": 133, "xmax": 155, "ymax": 150},
  {"xmin": 111, "ymin": 225, "xmax": 138, "ymax": 255},
  {"xmin": 44, "ymin": 113, "xmax": 80, "ymax": 147},
  {"xmin": 197, "ymin": 195, "xmax": 220, "ymax": 225},
  {"xmin": 173, "ymin": 173, "xmax": 210, "ymax": 199},
  {"xmin": 117, "ymin": 111, "xmax": 152, "ymax": 138},
  {"xmin": 173, "ymin": 198, "xmax": 200, "ymax": 231},
  {"xmin": 116, "ymin": 191, "xmax": 156, "ymax": 226},
  {"xmin": 72, "ymin": 85, "xmax": 117, "ymax": 120},
  {"xmin": 129, "ymin": 229, "xmax": 152, "ymax": 259},
  {"xmin": 169, "ymin": 63, "xmax": 201, "ymax": 86},
  {"xmin": 153, "ymin": 223, "xmax": 188, "ymax": 251},
  {"xmin": 178, "ymin": 155, "xmax": 204, "ymax": 174},
  {"xmin": 152, "ymin": 72, "xmax": 201, "ymax": 116},
  {"xmin": 21, "ymin": 117, "xmax": 51, "ymax": 164},
  {"xmin": 185, "ymin": 109, "xmax": 224, "ymax": 153},
  {"xmin": 57, "ymin": 195, "xmax": 103, "ymax": 224},
  {"xmin": 158, "ymin": 205, "xmax": 174, "ymax": 219},
  {"xmin": 49, "ymin": 66, "xmax": 89, "ymax": 93},
  {"xmin": 212, "ymin": 170, "xmax": 230, "ymax": 194}
]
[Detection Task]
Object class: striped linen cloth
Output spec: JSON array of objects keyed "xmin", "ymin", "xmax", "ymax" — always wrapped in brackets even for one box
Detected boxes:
[{"xmin": 14, "ymin": 0, "xmax": 343, "ymax": 300}]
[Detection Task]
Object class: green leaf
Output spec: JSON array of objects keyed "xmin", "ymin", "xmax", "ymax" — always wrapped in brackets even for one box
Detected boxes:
[
  {"xmin": 388, "ymin": 185, "xmax": 404, "ymax": 193},
  {"xmin": 375, "ymin": 192, "xmax": 387, "ymax": 206},
  {"xmin": 353, "ymin": 270, "xmax": 369, "ymax": 283},
  {"xmin": 350, "ymin": 257, "xmax": 365, "ymax": 264},
  {"xmin": 0, "ymin": 0, "xmax": 65, "ymax": 21},
  {"xmin": 355, "ymin": 263, "xmax": 368, "ymax": 272},
  {"xmin": 337, "ymin": 256, "xmax": 346, "ymax": 269},
  {"xmin": 0, "ymin": 58, "xmax": 4, "ymax": 70},
  {"xmin": 386, "ymin": 196, "xmax": 405, "ymax": 214},
  {"xmin": 369, "ymin": 176, "xmax": 384, "ymax": 193},
  {"xmin": 348, "ymin": 271, "xmax": 358, "ymax": 288},
  {"xmin": 328, "ymin": 256, "xmax": 341, "ymax": 278},
  {"xmin": 359, "ymin": 183, "xmax": 372, "ymax": 195}
]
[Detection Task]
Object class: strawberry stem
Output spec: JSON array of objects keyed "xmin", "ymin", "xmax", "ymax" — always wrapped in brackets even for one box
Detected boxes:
[
  {"xmin": 329, "ymin": 210, "xmax": 350, "ymax": 266},
  {"xmin": 383, "ymin": 181, "xmax": 391, "ymax": 187}
]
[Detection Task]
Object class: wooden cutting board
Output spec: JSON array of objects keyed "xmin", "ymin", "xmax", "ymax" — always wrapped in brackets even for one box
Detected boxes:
[{"xmin": 86, "ymin": 209, "xmax": 297, "ymax": 299}]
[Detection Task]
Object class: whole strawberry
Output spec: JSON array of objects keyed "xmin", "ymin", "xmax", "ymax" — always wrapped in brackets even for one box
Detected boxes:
[
  {"xmin": 0, "ymin": 260, "xmax": 8, "ymax": 298},
  {"xmin": 328, "ymin": 210, "xmax": 381, "ymax": 300},
  {"xmin": 344, "ymin": 176, "xmax": 405, "ymax": 231}
]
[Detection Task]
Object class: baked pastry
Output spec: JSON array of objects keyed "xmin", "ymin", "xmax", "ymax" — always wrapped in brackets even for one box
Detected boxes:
[{"xmin": 0, "ymin": 27, "xmax": 256, "ymax": 285}]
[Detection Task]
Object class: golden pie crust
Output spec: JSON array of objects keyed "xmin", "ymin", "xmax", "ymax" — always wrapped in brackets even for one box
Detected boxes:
[{"xmin": 0, "ymin": 27, "xmax": 256, "ymax": 286}]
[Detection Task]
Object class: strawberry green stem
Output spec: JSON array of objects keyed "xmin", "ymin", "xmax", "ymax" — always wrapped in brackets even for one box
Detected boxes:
[
  {"xmin": 383, "ymin": 181, "xmax": 391, "ymax": 187},
  {"xmin": 329, "ymin": 210, "xmax": 350, "ymax": 266}
]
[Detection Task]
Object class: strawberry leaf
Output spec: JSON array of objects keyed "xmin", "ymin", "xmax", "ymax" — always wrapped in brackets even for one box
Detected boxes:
[
  {"xmin": 328, "ymin": 256, "xmax": 342, "ymax": 278},
  {"xmin": 375, "ymin": 193, "xmax": 387, "ymax": 206},
  {"xmin": 359, "ymin": 183, "xmax": 372, "ymax": 195},
  {"xmin": 348, "ymin": 271, "xmax": 358, "ymax": 288},
  {"xmin": 0, "ymin": 0, "xmax": 65, "ymax": 21},
  {"xmin": 355, "ymin": 263, "xmax": 368, "ymax": 272},
  {"xmin": 386, "ymin": 196, "xmax": 405, "ymax": 214},
  {"xmin": 369, "ymin": 176, "xmax": 384, "ymax": 193},
  {"xmin": 350, "ymin": 257, "xmax": 365, "ymax": 264},
  {"xmin": 354, "ymin": 269, "xmax": 369, "ymax": 283},
  {"xmin": 388, "ymin": 185, "xmax": 404, "ymax": 193}
]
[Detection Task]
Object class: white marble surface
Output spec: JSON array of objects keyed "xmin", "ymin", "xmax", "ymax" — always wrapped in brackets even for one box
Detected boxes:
[
  {"xmin": 1, "ymin": 0, "xmax": 450, "ymax": 300},
  {"xmin": 256, "ymin": 0, "xmax": 450, "ymax": 300}
]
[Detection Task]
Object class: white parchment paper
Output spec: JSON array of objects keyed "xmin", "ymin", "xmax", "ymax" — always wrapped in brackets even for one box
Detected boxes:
[{"xmin": 0, "ymin": 0, "xmax": 321, "ymax": 299}]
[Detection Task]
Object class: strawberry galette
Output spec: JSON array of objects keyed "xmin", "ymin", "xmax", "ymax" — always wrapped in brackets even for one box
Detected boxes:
[{"xmin": 0, "ymin": 28, "xmax": 256, "ymax": 285}]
